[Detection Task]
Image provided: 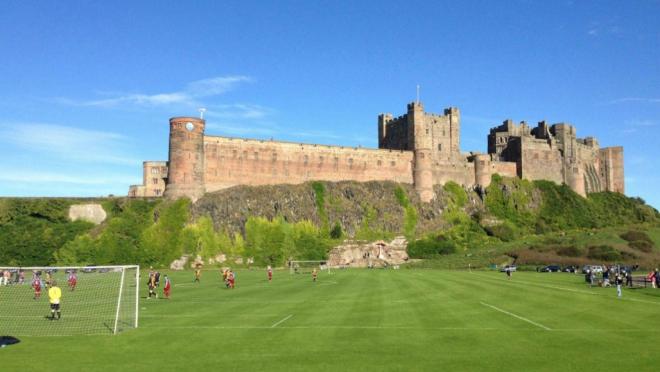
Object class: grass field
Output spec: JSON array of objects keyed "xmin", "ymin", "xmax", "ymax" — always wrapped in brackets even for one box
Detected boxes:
[{"xmin": 2, "ymin": 268, "xmax": 660, "ymax": 371}]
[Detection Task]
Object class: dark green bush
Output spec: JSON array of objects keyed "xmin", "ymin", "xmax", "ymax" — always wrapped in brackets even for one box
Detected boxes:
[
  {"xmin": 484, "ymin": 223, "xmax": 518, "ymax": 242},
  {"xmin": 556, "ymin": 245, "xmax": 581, "ymax": 257},
  {"xmin": 587, "ymin": 245, "xmax": 621, "ymax": 261},
  {"xmin": 407, "ymin": 236, "xmax": 457, "ymax": 258},
  {"xmin": 629, "ymin": 240, "xmax": 653, "ymax": 253},
  {"xmin": 330, "ymin": 222, "xmax": 343, "ymax": 239},
  {"xmin": 620, "ymin": 231, "xmax": 653, "ymax": 244}
]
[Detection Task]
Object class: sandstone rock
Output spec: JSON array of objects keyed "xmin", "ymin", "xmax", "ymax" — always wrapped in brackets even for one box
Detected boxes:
[
  {"xmin": 69, "ymin": 204, "xmax": 107, "ymax": 225},
  {"xmin": 327, "ymin": 236, "xmax": 409, "ymax": 268},
  {"xmin": 170, "ymin": 255, "xmax": 190, "ymax": 270}
]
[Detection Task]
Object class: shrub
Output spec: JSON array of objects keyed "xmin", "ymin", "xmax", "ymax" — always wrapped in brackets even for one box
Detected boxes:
[
  {"xmin": 330, "ymin": 222, "xmax": 343, "ymax": 239},
  {"xmin": 407, "ymin": 236, "xmax": 456, "ymax": 258},
  {"xmin": 587, "ymin": 245, "xmax": 621, "ymax": 262},
  {"xmin": 484, "ymin": 222, "xmax": 518, "ymax": 242},
  {"xmin": 629, "ymin": 240, "xmax": 653, "ymax": 253},
  {"xmin": 620, "ymin": 231, "xmax": 653, "ymax": 244},
  {"xmin": 555, "ymin": 245, "xmax": 581, "ymax": 257}
]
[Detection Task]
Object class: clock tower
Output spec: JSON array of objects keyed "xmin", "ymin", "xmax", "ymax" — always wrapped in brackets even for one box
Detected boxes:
[{"xmin": 163, "ymin": 117, "xmax": 206, "ymax": 201}]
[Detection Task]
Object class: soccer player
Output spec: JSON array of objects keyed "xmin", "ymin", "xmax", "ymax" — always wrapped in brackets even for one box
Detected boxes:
[
  {"xmin": 67, "ymin": 270, "xmax": 77, "ymax": 291},
  {"xmin": 163, "ymin": 275, "xmax": 172, "ymax": 299},
  {"xmin": 222, "ymin": 269, "xmax": 229, "ymax": 288},
  {"xmin": 267, "ymin": 265, "xmax": 273, "ymax": 282},
  {"xmin": 32, "ymin": 274, "xmax": 42, "ymax": 300},
  {"xmin": 154, "ymin": 271, "xmax": 161, "ymax": 288},
  {"xmin": 312, "ymin": 268, "xmax": 318, "ymax": 282},
  {"xmin": 48, "ymin": 281, "xmax": 62, "ymax": 320},
  {"xmin": 228, "ymin": 270, "xmax": 235, "ymax": 289},
  {"xmin": 194, "ymin": 265, "xmax": 202, "ymax": 283},
  {"xmin": 45, "ymin": 271, "xmax": 53, "ymax": 289},
  {"xmin": 147, "ymin": 272, "xmax": 157, "ymax": 299},
  {"xmin": 615, "ymin": 273, "xmax": 624, "ymax": 298}
]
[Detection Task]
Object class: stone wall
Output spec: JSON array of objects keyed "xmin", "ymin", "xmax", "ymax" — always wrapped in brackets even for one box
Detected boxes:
[{"xmin": 203, "ymin": 136, "xmax": 414, "ymax": 192}]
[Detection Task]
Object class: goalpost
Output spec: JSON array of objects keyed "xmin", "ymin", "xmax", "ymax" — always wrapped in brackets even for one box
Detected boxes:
[
  {"xmin": 288, "ymin": 260, "xmax": 331, "ymax": 274},
  {"xmin": 0, "ymin": 265, "xmax": 139, "ymax": 336}
]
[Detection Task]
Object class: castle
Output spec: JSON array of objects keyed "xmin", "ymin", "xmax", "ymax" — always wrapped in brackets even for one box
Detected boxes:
[{"xmin": 128, "ymin": 101, "xmax": 624, "ymax": 202}]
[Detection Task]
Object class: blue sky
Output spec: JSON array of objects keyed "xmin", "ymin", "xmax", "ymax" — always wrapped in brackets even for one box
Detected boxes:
[{"xmin": 0, "ymin": 1, "xmax": 659, "ymax": 207}]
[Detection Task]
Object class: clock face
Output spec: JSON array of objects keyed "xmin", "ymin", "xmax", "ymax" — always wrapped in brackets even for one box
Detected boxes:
[{"xmin": 185, "ymin": 122, "xmax": 194, "ymax": 131}]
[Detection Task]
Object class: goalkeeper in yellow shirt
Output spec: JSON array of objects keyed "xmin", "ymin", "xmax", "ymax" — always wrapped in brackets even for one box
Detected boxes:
[{"xmin": 48, "ymin": 281, "xmax": 62, "ymax": 320}]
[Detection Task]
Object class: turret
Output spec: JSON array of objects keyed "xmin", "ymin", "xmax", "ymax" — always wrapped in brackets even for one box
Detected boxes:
[
  {"xmin": 473, "ymin": 154, "xmax": 492, "ymax": 188},
  {"xmin": 163, "ymin": 117, "xmax": 206, "ymax": 201},
  {"xmin": 378, "ymin": 113, "xmax": 393, "ymax": 148},
  {"xmin": 408, "ymin": 102, "xmax": 434, "ymax": 202}
]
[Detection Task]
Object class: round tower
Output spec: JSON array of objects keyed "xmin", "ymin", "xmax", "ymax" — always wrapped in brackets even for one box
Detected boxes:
[
  {"xmin": 163, "ymin": 117, "xmax": 206, "ymax": 201},
  {"xmin": 413, "ymin": 149, "xmax": 434, "ymax": 202},
  {"xmin": 473, "ymin": 154, "xmax": 492, "ymax": 188}
]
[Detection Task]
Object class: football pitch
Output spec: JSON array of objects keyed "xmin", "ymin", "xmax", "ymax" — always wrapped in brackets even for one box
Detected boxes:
[{"xmin": 2, "ymin": 269, "xmax": 660, "ymax": 371}]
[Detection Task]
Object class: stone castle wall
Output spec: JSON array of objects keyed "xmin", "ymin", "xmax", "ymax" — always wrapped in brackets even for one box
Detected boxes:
[{"xmin": 203, "ymin": 136, "xmax": 413, "ymax": 192}]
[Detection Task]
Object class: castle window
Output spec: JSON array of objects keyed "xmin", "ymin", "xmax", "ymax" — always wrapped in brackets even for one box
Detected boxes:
[
  {"xmin": 152, "ymin": 178, "xmax": 159, "ymax": 185},
  {"xmin": 438, "ymin": 144, "xmax": 442, "ymax": 151},
  {"xmin": 154, "ymin": 189, "xmax": 161, "ymax": 196},
  {"xmin": 391, "ymin": 161, "xmax": 396, "ymax": 167},
  {"xmin": 426, "ymin": 129, "xmax": 429, "ymax": 135},
  {"xmin": 377, "ymin": 160, "xmax": 382, "ymax": 166},
  {"xmin": 243, "ymin": 151, "xmax": 247, "ymax": 159},
  {"xmin": 151, "ymin": 168, "xmax": 159, "ymax": 175}
]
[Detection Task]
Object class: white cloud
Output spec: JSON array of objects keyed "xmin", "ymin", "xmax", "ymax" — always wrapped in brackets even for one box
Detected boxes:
[
  {"xmin": 205, "ymin": 103, "xmax": 272, "ymax": 120},
  {"xmin": 0, "ymin": 123, "xmax": 140, "ymax": 165},
  {"xmin": 621, "ymin": 119, "xmax": 657, "ymax": 134},
  {"xmin": 57, "ymin": 75, "xmax": 252, "ymax": 108}
]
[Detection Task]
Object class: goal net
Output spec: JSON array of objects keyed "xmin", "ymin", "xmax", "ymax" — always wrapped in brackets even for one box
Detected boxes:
[
  {"xmin": 289, "ymin": 260, "xmax": 331, "ymax": 274},
  {"xmin": 0, "ymin": 265, "xmax": 139, "ymax": 336}
]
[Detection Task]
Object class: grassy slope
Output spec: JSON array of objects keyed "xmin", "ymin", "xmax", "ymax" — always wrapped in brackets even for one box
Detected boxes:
[{"xmin": 2, "ymin": 269, "xmax": 660, "ymax": 371}]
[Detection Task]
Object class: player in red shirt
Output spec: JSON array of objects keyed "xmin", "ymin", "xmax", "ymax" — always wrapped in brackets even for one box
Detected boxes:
[
  {"xmin": 163, "ymin": 275, "xmax": 172, "ymax": 299},
  {"xmin": 228, "ymin": 270, "xmax": 235, "ymax": 289},
  {"xmin": 32, "ymin": 275, "xmax": 42, "ymax": 300},
  {"xmin": 267, "ymin": 265, "xmax": 273, "ymax": 282},
  {"xmin": 67, "ymin": 271, "xmax": 77, "ymax": 291}
]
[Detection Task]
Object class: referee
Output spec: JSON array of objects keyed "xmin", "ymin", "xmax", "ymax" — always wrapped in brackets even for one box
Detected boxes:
[{"xmin": 48, "ymin": 280, "xmax": 62, "ymax": 320}]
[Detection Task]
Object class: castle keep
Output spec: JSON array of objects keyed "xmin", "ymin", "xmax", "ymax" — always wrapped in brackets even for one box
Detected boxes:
[{"xmin": 128, "ymin": 102, "xmax": 624, "ymax": 202}]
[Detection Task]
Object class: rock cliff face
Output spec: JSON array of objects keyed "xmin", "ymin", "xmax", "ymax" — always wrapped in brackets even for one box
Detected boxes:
[
  {"xmin": 327, "ymin": 236, "xmax": 409, "ymax": 268},
  {"xmin": 192, "ymin": 181, "xmax": 484, "ymax": 237}
]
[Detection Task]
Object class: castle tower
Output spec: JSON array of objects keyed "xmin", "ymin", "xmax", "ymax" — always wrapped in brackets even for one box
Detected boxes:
[
  {"xmin": 408, "ymin": 102, "xmax": 434, "ymax": 202},
  {"xmin": 378, "ymin": 113, "xmax": 393, "ymax": 148},
  {"xmin": 473, "ymin": 154, "xmax": 492, "ymax": 188},
  {"xmin": 445, "ymin": 107, "xmax": 460, "ymax": 155},
  {"xmin": 163, "ymin": 117, "xmax": 206, "ymax": 201}
]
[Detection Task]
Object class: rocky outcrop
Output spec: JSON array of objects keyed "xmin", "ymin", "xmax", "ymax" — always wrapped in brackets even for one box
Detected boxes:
[
  {"xmin": 327, "ymin": 236, "xmax": 409, "ymax": 268},
  {"xmin": 192, "ymin": 181, "xmax": 484, "ymax": 237},
  {"xmin": 69, "ymin": 204, "xmax": 107, "ymax": 225}
]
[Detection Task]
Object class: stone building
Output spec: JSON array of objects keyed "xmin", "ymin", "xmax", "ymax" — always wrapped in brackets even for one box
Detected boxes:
[{"xmin": 128, "ymin": 101, "xmax": 624, "ymax": 201}]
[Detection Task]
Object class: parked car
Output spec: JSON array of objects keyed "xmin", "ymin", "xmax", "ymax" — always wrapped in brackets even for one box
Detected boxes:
[
  {"xmin": 582, "ymin": 265, "xmax": 604, "ymax": 274},
  {"xmin": 540, "ymin": 265, "xmax": 561, "ymax": 272},
  {"xmin": 500, "ymin": 265, "xmax": 517, "ymax": 272},
  {"xmin": 563, "ymin": 265, "xmax": 578, "ymax": 273}
]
